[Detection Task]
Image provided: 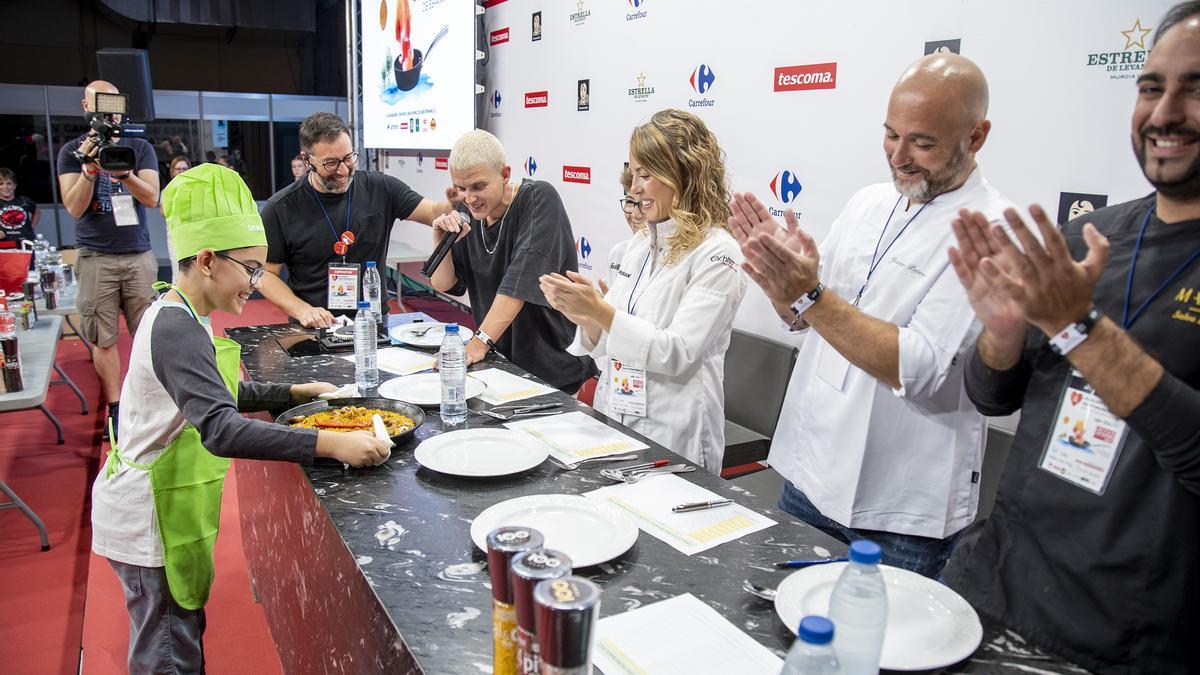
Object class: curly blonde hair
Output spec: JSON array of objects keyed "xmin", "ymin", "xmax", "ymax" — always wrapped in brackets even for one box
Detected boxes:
[{"xmin": 629, "ymin": 109, "xmax": 730, "ymax": 264}]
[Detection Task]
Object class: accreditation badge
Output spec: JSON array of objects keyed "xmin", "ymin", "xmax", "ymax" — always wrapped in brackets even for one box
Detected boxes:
[
  {"xmin": 607, "ymin": 357, "xmax": 646, "ymax": 417},
  {"xmin": 1037, "ymin": 368, "xmax": 1130, "ymax": 495},
  {"xmin": 326, "ymin": 263, "xmax": 360, "ymax": 310},
  {"xmin": 112, "ymin": 193, "xmax": 139, "ymax": 226}
]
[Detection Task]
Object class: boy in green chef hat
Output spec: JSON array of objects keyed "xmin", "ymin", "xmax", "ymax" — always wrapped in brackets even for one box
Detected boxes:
[{"xmin": 90, "ymin": 163, "xmax": 391, "ymax": 673}]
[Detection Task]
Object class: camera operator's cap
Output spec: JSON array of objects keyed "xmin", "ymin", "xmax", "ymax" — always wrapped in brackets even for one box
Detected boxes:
[{"xmin": 161, "ymin": 163, "xmax": 266, "ymax": 261}]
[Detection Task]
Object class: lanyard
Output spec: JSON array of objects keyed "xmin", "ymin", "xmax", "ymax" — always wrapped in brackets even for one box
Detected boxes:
[
  {"xmin": 308, "ymin": 181, "xmax": 354, "ymax": 261},
  {"xmin": 1122, "ymin": 206, "xmax": 1200, "ymax": 328},
  {"xmin": 854, "ymin": 195, "xmax": 935, "ymax": 306},
  {"xmin": 626, "ymin": 249, "xmax": 654, "ymax": 314}
]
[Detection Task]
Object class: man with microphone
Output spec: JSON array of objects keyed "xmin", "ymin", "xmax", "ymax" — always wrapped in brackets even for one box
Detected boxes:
[{"xmin": 259, "ymin": 112, "xmax": 457, "ymax": 327}]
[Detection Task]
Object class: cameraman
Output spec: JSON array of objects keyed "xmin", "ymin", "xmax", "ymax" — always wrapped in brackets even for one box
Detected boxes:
[{"xmin": 57, "ymin": 80, "xmax": 161, "ymax": 441}]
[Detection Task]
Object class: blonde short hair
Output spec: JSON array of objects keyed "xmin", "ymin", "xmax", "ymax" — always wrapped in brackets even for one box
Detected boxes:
[{"xmin": 450, "ymin": 130, "xmax": 507, "ymax": 174}]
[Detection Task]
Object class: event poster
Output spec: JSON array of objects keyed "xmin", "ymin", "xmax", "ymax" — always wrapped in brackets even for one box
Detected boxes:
[{"xmin": 361, "ymin": 0, "xmax": 475, "ymax": 150}]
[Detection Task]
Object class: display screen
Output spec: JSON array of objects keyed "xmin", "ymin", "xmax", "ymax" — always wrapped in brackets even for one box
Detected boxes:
[{"xmin": 361, "ymin": 0, "xmax": 476, "ymax": 150}]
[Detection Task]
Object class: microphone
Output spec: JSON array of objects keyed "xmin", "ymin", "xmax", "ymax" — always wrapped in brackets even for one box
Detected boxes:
[{"xmin": 421, "ymin": 212, "xmax": 466, "ymax": 278}]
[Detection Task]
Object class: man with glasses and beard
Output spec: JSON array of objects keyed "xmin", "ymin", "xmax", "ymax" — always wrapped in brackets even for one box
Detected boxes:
[
  {"xmin": 942, "ymin": 3, "xmax": 1200, "ymax": 670},
  {"xmin": 259, "ymin": 112, "xmax": 457, "ymax": 327},
  {"xmin": 729, "ymin": 53, "xmax": 1014, "ymax": 579}
]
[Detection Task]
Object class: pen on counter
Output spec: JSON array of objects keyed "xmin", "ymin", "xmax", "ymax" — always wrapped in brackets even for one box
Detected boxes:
[
  {"xmin": 774, "ymin": 557, "xmax": 849, "ymax": 569},
  {"xmin": 620, "ymin": 459, "xmax": 670, "ymax": 473},
  {"xmin": 671, "ymin": 499, "xmax": 734, "ymax": 513}
]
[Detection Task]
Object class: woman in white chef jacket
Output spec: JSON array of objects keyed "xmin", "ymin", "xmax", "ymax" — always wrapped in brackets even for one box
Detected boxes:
[{"xmin": 540, "ymin": 109, "xmax": 747, "ymax": 474}]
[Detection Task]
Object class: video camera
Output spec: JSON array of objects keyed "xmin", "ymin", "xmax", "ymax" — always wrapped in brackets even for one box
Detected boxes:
[{"xmin": 72, "ymin": 92, "xmax": 146, "ymax": 173}]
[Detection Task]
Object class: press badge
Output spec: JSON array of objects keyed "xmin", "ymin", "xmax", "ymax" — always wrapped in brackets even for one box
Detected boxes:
[
  {"xmin": 1037, "ymin": 368, "xmax": 1129, "ymax": 495},
  {"xmin": 112, "ymin": 194, "xmax": 139, "ymax": 226},
  {"xmin": 327, "ymin": 263, "xmax": 360, "ymax": 310},
  {"xmin": 607, "ymin": 357, "xmax": 646, "ymax": 417}
]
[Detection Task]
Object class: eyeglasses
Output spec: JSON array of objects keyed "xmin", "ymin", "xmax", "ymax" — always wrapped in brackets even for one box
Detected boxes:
[
  {"xmin": 619, "ymin": 198, "xmax": 642, "ymax": 214},
  {"xmin": 217, "ymin": 252, "xmax": 265, "ymax": 286},
  {"xmin": 309, "ymin": 152, "xmax": 359, "ymax": 172}
]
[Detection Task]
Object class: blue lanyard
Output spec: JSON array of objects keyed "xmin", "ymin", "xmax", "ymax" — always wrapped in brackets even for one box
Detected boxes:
[
  {"xmin": 626, "ymin": 249, "xmax": 655, "ymax": 314},
  {"xmin": 1122, "ymin": 206, "xmax": 1200, "ymax": 328},
  {"xmin": 308, "ymin": 181, "xmax": 354, "ymax": 259},
  {"xmin": 854, "ymin": 195, "xmax": 935, "ymax": 305}
]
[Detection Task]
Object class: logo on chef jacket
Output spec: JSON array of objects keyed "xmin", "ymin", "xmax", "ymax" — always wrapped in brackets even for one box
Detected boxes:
[
  {"xmin": 490, "ymin": 90, "xmax": 502, "ymax": 119},
  {"xmin": 525, "ymin": 90, "xmax": 549, "ymax": 108},
  {"xmin": 1056, "ymin": 192, "xmax": 1108, "ymax": 225},
  {"xmin": 562, "ymin": 165, "xmax": 591, "ymax": 184},
  {"xmin": 434, "ymin": 157, "xmax": 448, "ymax": 171},
  {"xmin": 525, "ymin": 156, "xmax": 538, "ymax": 177},
  {"xmin": 490, "ymin": 27, "xmax": 510, "ymax": 46},
  {"xmin": 923, "ymin": 39, "xmax": 961, "ymax": 55},
  {"xmin": 710, "ymin": 254, "xmax": 736, "ymax": 270},
  {"xmin": 768, "ymin": 170, "xmax": 803, "ymax": 218},
  {"xmin": 532, "ymin": 11, "xmax": 543, "ymax": 41},
  {"xmin": 1171, "ymin": 285, "xmax": 1200, "ymax": 326},
  {"xmin": 688, "ymin": 63, "xmax": 717, "ymax": 108},
  {"xmin": 570, "ymin": 0, "xmax": 590, "ymax": 27},
  {"xmin": 1086, "ymin": 19, "xmax": 1152, "ymax": 81},
  {"xmin": 774, "ymin": 62, "xmax": 837, "ymax": 92},
  {"xmin": 626, "ymin": 0, "xmax": 646, "ymax": 21},
  {"xmin": 628, "ymin": 72, "xmax": 655, "ymax": 103},
  {"xmin": 576, "ymin": 236, "xmax": 593, "ymax": 270}
]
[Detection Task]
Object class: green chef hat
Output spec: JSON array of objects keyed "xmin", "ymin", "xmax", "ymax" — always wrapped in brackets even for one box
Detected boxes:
[{"xmin": 162, "ymin": 163, "xmax": 267, "ymax": 261}]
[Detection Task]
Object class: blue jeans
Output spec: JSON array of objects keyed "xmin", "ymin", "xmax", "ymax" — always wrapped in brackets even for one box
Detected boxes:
[{"xmin": 778, "ymin": 481, "xmax": 962, "ymax": 580}]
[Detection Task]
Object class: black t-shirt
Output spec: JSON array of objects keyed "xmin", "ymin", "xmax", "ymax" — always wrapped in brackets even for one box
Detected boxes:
[
  {"xmin": 262, "ymin": 171, "xmax": 423, "ymax": 316},
  {"xmin": 56, "ymin": 134, "xmax": 158, "ymax": 253},
  {"xmin": 945, "ymin": 194, "xmax": 1200, "ymax": 672},
  {"xmin": 449, "ymin": 179, "xmax": 596, "ymax": 391},
  {"xmin": 0, "ymin": 196, "xmax": 37, "ymax": 247}
]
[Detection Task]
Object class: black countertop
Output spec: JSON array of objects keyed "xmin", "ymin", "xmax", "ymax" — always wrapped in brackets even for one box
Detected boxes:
[{"xmin": 228, "ymin": 323, "xmax": 1084, "ymax": 675}]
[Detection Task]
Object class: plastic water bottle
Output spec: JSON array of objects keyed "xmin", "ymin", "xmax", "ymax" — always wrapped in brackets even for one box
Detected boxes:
[
  {"xmin": 781, "ymin": 616, "xmax": 841, "ymax": 674},
  {"xmin": 827, "ymin": 541, "xmax": 888, "ymax": 675},
  {"xmin": 354, "ymin": 300, "xmax": 379, "ymax": 391},
  {"xmin": 363, "ymin": 260, "xmax": 382, "ymax": 325},
  {"xmin": 32, "ymin": 234, "xmax": 48, "ymax": 269},
  {"xmin": 439, "ymin": 323, "xmax": 467, "ymax": 425}
]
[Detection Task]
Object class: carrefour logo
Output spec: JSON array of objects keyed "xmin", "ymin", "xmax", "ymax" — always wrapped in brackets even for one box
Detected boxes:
[
  {"xmin": 626, "ymin": 0, "xmax": 646, "ymax": 20},
  {"xmin": 576, "ymin": 237, "xmax": 592, "ymax": 259},
  {"xmin": 493, "ymin": 90, "xmax": 502, "ymax": 109},
  {"xmin": 770, "ymin": 170, "xmax": 802, "ymax": 204},
  {"xmin": 690, "ymin": 64, "xmax": 715, "ymax": 94},
  {"xmin": 525, "ymin": 156, "xmax": 538, "ymax": 176}
]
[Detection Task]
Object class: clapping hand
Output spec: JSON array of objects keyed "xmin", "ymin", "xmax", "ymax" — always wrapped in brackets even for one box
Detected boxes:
[
  {"xmin": 540, "ymin": 271, "xmax": 607, "ymax": 329},
  {"xmin": 729, "ymin": 192, "xmax": 820, "ymax": 305}
]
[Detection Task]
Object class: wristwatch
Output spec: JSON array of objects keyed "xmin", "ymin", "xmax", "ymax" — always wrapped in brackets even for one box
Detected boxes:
[{"xmin": 1048, "ymin": 307, "xmax": 1101, "ymax": 356}]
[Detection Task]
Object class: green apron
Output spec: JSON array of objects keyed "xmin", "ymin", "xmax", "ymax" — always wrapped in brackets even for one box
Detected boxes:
[{"xmin": 104, "ymin": 283, "xmax": 239, "ymax": 610}]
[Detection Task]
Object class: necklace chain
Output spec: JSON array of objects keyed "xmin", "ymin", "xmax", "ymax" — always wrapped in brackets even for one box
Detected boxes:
[{"xmin": 480, "ymin": 183, "xmax": 517, "ymax": 256}]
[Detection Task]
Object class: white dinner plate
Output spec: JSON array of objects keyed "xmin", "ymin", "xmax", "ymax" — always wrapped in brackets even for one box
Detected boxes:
[
  {"xmin": 415, "ymin": 428, "xmax": 549, "ymax": 477},
  {"xmin": 389, "ymin": 322, "xmax": 474, "ymax": 348},
  {"xmin": 470, "ymin": 494, "xmax": 639, "ymax": 567},
  {"xmin": 378, "ymin": 372, "xmax": 486, "ymax": 405},
  {"xmin": 774, "ymin": 563, "xmax": 982, "ymax": 671}
]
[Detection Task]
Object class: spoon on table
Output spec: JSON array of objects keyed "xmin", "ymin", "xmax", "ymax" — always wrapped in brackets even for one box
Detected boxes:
[{"xmin": 742, "ymin": 580, "xmax": 778, "ymax": 602}]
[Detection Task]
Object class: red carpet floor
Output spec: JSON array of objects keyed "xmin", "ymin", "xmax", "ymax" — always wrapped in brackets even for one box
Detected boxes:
[{"xmin": 0, "ymin": 293, "xmax": 473, "ymax": 674}]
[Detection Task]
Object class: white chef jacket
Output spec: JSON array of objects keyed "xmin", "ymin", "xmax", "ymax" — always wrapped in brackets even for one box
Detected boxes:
[
  {"xmin": 569, "ymin": 220, "xmax": 747, "ymax": 473},
  {"xmin": 769, "ymin": 169, "xmax": 1015, "ymax": 539}
]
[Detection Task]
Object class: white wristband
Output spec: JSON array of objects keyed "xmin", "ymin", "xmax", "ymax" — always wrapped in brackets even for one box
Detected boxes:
[
  {"xmin": 1048, "ymin": 308, "xmax": 1101, "ymax": 356},
  {"xmin": 475, "ymin": 328, "xmax": 495, "ymax": 349}
]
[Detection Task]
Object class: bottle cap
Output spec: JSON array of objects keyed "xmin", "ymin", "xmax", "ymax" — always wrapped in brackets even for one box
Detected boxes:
[
  {"xmin": 798, "ymin": 615, "xmax": 834, "ymax": 644},
  {"xmin": 486, "ymin": 526, "xmax": 545, "ymax": 604},
  {"xmin": 357, "ymin": 300, "xmax": 370, "ymax": 309},
  {"xmin": 510, "ymin": 549, "xmax": 573, "ymax": 631},
  {"xmin": 533, "ymin": 576, "xmax": 601, "ymax": 668},
  {"xmin": 365, "ymin": 260, "xmax": 377, "ymax": 268},
  {"xmin": 445, "ymin": 323, "xmax": 459, "ymax": 334},
  {"xmin": 849, "ymin": 539, "xmax": 883, "ymax": 564}
]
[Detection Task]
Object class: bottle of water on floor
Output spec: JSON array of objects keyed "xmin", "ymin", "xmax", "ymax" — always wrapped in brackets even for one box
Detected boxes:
[
  {"xmin": 363, "ymin": 260, "xmax": 382, "ymax": 324},
  {"xmin": 827, "ymin": 540, "xmax": 887, "ymax": 675},
  {"xmin": 781, "ymin": 615, "xmax": 840, "ymax": 674},
  {"xmin": 354, "ymin": 301, "xmax": 379, "ymax": 391},
  {"xmin": 439, "ymin": 324, "xmax": 467, "ymax": 425}
]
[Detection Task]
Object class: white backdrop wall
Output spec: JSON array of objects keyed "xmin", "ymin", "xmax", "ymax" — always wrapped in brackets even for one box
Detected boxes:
[{"xmin": 383, "ymin": 0, "xmax": 1172, "ymax": 341}]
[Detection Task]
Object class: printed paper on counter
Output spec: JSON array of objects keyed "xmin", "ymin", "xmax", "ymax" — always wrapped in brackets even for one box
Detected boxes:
[
  {"xmin": 504, "ymin": 411, "xmax": 649, "ymax": 462},
  {"xmin": 592, "ymin": 593, "xmax": 783, "ymax": 675},
  {"xmin": 584, "ymin": 474, "xmax": 775, "ymax": 555},
  {"xmin": 471, "ymin": 367, "xmax": 556, "ymax": 405}
]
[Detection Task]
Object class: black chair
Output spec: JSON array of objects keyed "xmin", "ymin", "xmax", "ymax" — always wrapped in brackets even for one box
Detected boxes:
[{"xmin": 721, "ymin": 329, "xmax": 798, "ymax": 478}]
